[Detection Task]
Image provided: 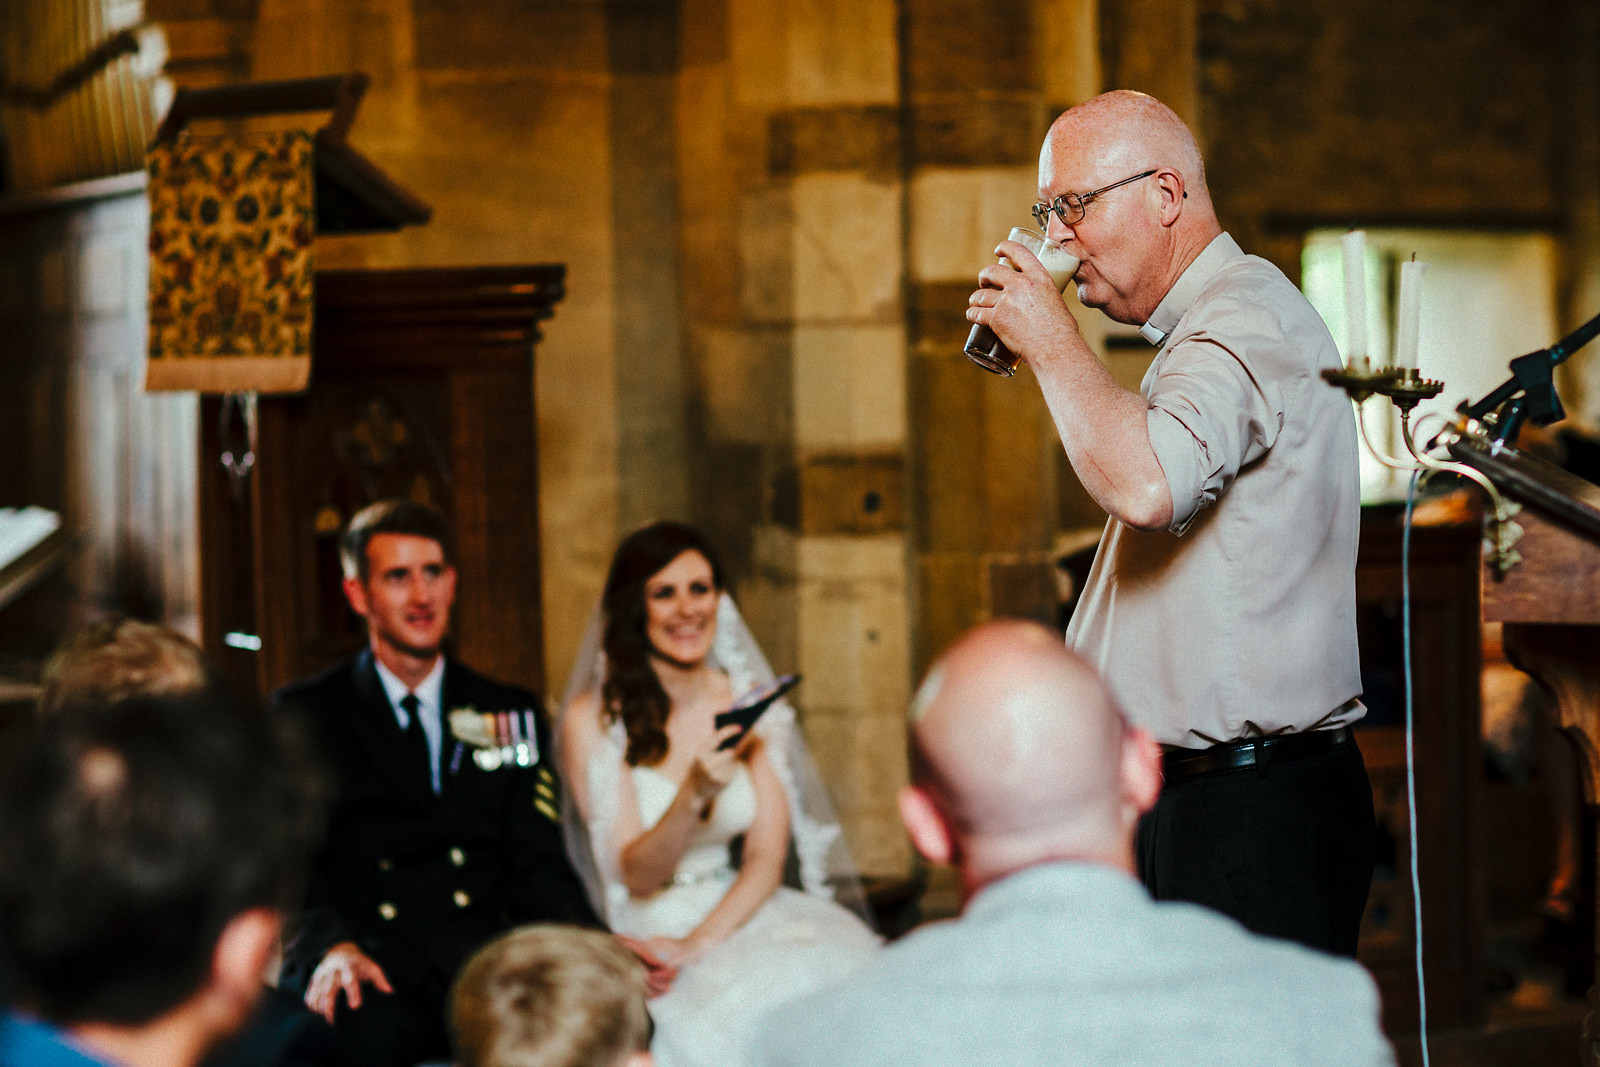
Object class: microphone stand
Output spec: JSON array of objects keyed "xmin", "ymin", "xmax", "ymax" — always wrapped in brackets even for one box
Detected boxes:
[
  {"xmin": 1458, "ymin": 306, "xmax": 1600, "ymax": 447},
  {"xmin": 1327, "ymin": 305, "xmax": 1600, "ymax": 574}
]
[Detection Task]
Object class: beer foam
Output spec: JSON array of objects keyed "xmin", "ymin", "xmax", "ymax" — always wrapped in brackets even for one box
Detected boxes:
[{"xmin": 1040, "ymin": 245, "xmax": 1080, "ymax": 291}]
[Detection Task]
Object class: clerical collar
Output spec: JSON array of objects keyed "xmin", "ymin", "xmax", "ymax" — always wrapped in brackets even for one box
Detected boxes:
[
  {"xmin": 1137, "ymin": 321, "xmax": 1167, "ymax": 346},
  {"xmin": 1138, "ymin": 232, "xmax": 1244, "ymax": 348}
]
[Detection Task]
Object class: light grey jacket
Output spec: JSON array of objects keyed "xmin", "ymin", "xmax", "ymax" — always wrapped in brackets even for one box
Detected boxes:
[{"xmin": 755, "ymin": 862, "xmax": 1395, "ymax": 1067}]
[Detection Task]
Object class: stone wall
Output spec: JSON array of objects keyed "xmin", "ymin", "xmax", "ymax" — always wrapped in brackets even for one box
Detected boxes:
[
  {"xmin": 676, "ymin": 0, "xmax": 914, "ymax": 873},
  {"xmin": 906, "ymin": 0, "xmax": 1104, "ymax": 682}
]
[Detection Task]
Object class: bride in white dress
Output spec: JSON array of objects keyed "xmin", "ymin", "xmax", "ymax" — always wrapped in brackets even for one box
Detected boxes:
[{"xmin": 558, "ymin": 522, "xmax": 880, "ymax": 1067}]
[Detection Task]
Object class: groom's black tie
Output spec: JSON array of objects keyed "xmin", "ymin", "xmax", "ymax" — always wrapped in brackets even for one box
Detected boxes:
[{"xmin": 399, "ymin": 692, "xmax": 433, "ymax": 789}]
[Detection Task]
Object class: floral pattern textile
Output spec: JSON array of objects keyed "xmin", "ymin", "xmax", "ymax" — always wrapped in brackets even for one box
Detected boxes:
[{"xmin": 146, "ymin": 129, "xmax": 314, "ymax": 393}]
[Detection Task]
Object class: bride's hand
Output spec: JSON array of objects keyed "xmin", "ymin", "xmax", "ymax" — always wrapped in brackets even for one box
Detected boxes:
[
  {"xmin": 614, "ymin": 935, "xmax": 679, "ymax": 997},
  {"xmin": 640, "ymin": 934, "xmax": 703, "ymax": 970},
  {"xmin": 685, "ymin": 724, "xmax": 745, "ymax": 805}
]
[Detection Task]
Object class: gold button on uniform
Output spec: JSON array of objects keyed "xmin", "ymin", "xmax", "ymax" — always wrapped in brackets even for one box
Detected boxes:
[
  {"xmin": 449, "ymin": 848, "xmax": 465, "ymax": 867},
  {"xmin": 453, "ymin": 890, "xmax": 471, "ymax": 908},
  {"xmin": 379, "ymin": 902, "xmax": 397, "ymax": 920}
]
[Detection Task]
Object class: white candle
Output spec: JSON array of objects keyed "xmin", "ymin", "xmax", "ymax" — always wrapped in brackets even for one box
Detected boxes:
[
  {"xmin": 1341, "ymin": 230, "xmax": 1369, "ymax": 368},
  {"xmin": 1395, "ymin": 258, "xmax": 1429, "ymax": 371}
]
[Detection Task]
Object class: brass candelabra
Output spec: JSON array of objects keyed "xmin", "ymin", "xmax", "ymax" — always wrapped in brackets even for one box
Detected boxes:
[{"xmin": 1321, "ymin": 363, "xmax": 1524, "ymax": 574}]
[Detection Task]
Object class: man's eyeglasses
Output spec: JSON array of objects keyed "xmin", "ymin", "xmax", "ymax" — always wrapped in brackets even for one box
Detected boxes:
[{"xmin": 1032, "ymin": 169, "xmax": 1158, "ymax": 229}]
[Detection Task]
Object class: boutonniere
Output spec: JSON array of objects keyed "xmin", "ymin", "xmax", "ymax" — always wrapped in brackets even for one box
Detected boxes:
[{"xmin": 448, "ymin": 707, "xmax": 541, "ymax": 771}]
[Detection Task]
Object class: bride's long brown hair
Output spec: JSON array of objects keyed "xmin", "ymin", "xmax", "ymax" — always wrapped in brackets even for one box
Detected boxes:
[{"xmin": 601, "ymin": 522, "xmax": 725, "ymax": 767}]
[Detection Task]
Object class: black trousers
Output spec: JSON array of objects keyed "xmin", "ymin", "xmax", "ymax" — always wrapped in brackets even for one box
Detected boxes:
[
  {"xmin": 283, "ymin": 970, "xmax": 452, "ymax": 1067},
  {"xmin": 1137, "ymin": 735, "xmax": 1376, "ymax": 958},
  {"xmin": 200, "ymin": 986, "xmax": 332, "ymax": 1067}
]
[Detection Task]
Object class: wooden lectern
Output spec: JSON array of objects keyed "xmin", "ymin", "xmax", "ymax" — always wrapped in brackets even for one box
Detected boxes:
[{"xmin": 1456, "ymin": 439, "xmax": 1600, "ymax": 1063}]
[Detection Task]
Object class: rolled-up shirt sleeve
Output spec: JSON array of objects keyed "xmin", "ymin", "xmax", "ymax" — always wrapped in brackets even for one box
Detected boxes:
[
  {"xmin": 1068, "ymin": 233, "xmax": 1364, "ymax": 745},
  {"xmin": 1144, "ymin": 306, "xmax": 1287, "ymax": 534}
]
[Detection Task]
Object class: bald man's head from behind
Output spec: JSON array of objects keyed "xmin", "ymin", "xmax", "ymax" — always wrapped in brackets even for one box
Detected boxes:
[{"xmin": 901, "ymin": 621, "xmax": 1162, "ymax": 899}]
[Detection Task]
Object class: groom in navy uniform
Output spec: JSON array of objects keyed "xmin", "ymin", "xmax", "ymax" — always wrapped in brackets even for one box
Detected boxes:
[{"xmin": 274, "ymin": 500, "xmax": 613, "ymax": 1067}]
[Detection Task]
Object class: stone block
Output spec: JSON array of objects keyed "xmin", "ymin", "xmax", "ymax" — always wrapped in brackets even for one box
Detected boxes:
[
  {"xmin": 739, "ymin": 186, "xmax": 796, "ymax": 324},
  {"xmin": 904, "ymin": 0, "xmax": 1035, "ymax": 95},
  {"xmin": 677, "ymin": 64, "xmax": 758, "ymax": 325},
  {"xmin": 1101, "ymin": 0, "xmax": 1197, "ymax": 125},
  {"xmin": 800, "ymin": 701, "xmax": 913, "ymax": 878},
  {"xmin": 1034, "ymin": 0, "xmax": 1100, "ymax": 107},
  {"xmin": 915, "ymin": 550, "xmax": 982, "ymax": 675},
  {"xmin": 846, "ymin": 810, "xmax": 913, "ymax": 878},
  {"xmin": 251, "ymin": 0, "xmax": 420, "ymax": 139},
  {"xmin": 769, "ymin": 105, "xmax": 901, "ymax": 178},
  {"xmin": 791, "ymin": 172, "xmax": 902, "ymax": 322},
  {"xmin": 798, "ymin": 712, "xmax": 864, "ymax": 809},
  {"xmin": 421, "ymin": 77, "xmax": 616, "ymax": 683},
  {"xmin": 911, "ymin": 96, "xmax": 1045, "ymax": 169},
  {"xmin": 150, "ymin": 0, "xmax": 246, "ymax": 20},
  {"xmin": 795, "ymin": 534, "xmax": 910, "ymax": 716},
  {"xmin": 977, "ymin": 372, "xmax": 1056, "ymax": 554},
  {"xmin": 909, "ymin": 280, "xmax": 979, "ymax": 353},
  {"xmin": 679, "ymin": 0, "xmax": 731, "ymax": 66},
  {"xmin": 701, "ymin": 325, "xmax": 793, "ymax": 445},
  {"xmin": 413, "ymin": 0, "xmax": 608, "ymax": 75},
  {"xmin": 801, "ymin": 707, "xmax": 908, "ymax": 811},
  {"xmin": 911, "ymin": 345, "xmax": 989, "ymax": 552},
  {"xmin": 1198, "ymin": 0, "xmax": 1559, "ymax": 239},
  {"xmin": 607, "ymin": 0, "xmax": 682, "ymax": 76},
  {"xmin": 536, "ymin": 291, "xmax": 620, "ymax": 688},
  {"xmin": 700, "ymin": 440, "xmax": 771, "ymax": 578},
  {"xmin": 982, "ymin": 550, "xmax": 1061, "ymax": 628},
  {"xmin": 367, "ymin": 79, "xmax": 614, "ymax": 269},
  {"xmin": 792, "ymin": 452, "xmax": 906, "ymax": 536},
  {"xmin": 740, "ymin": 523, "xmax": 912, "ymax": 876},
  {"xmin": 793, "ymin": 323, "xmax": 906, "ymax": 450},
  {"xmin": 752, "ymin": 522, "xmax": 802, "ymax": 577},
  {"xmin": 1054, "ymin": 447, "xmax": 1105, "ymax": 533},
  {"xmin": 739, "ymin": 523, "xmax": 801, "ymax": 674},
  {"xmin": 728, "ymin": 0, "xmax": 789, "ymax": 109},
  {"xmin": 909, "ymin": 167, "xmax": 1041, "ymax": 283},
  {"xmin": 786, "ymin": 0, "xmax": 899, "ymax": 106}
]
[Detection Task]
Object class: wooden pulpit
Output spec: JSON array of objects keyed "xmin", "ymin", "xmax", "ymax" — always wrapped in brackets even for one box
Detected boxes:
[{"xmin": 1457, "ymin": 439, "xmax": 1600, "ymax": 1062}]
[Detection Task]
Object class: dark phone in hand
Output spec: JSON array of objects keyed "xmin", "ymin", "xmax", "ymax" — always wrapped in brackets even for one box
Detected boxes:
[{"xmin": 714, "ymin": 674, "xmax": 801, "ymax": 749}]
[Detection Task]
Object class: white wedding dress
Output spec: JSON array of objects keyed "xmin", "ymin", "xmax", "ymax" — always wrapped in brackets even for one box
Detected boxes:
[
  {"xmin": 561, "ymin": 594, "xmax": 881, "ymax": 1067},
  {"xmin": 611, "ymin": 760, "xmax": 880, "ymax": 1067}
]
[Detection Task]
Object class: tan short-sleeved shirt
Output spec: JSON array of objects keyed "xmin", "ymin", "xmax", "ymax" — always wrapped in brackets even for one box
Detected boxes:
[{"xmin": 1066, "ymin": 234, "xmax": 1364, "ymax": 748}]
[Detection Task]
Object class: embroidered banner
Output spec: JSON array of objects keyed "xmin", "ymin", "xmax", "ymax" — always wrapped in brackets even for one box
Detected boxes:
[{"xmin": 146, "ymin": 129, "xmax": 314, "ymax": 393}]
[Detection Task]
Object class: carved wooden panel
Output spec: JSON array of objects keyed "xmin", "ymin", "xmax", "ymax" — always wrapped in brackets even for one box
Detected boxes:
[{"xmin": 199, "ymin": 265, "xmax": 562, "ymax": 699}]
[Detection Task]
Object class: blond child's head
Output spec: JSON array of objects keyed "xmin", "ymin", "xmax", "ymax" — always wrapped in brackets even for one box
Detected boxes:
[{"xmin": 451, "ymin": 925, "xmax": 652, "ymax": 1067}]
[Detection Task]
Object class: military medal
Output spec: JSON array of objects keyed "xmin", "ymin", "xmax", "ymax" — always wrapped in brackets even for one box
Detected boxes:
[{"xmin": 448, "ymin": 707, "xmax": 540, "ymax": 772}]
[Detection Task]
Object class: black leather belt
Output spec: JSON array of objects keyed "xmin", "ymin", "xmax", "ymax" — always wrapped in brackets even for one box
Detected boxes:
[{"xmin": 1161, "ymin": 726, "xmax": 1351, "ymax": 785}]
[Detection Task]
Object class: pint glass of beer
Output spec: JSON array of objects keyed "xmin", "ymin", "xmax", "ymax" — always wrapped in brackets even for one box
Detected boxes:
[{"xmin": 964, "ymin": 227, "xmax": 1079, "ymax": 376}]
